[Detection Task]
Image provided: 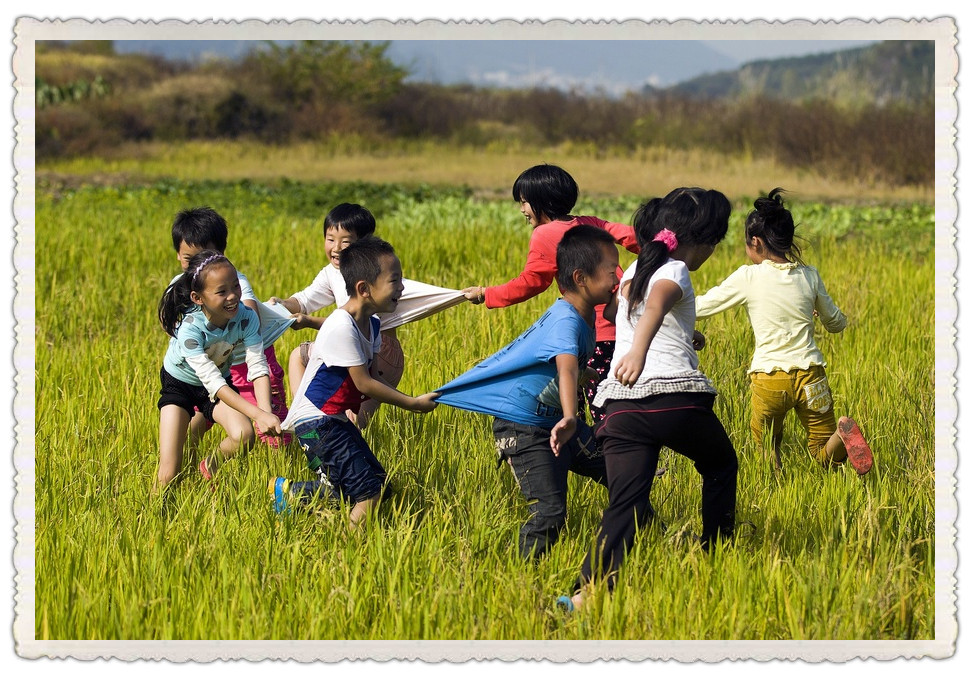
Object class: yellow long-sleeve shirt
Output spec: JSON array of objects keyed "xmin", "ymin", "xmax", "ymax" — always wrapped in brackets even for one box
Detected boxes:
[{"xmin": 695, "ymin": 260, "xmax": 847, "ymax": 374}]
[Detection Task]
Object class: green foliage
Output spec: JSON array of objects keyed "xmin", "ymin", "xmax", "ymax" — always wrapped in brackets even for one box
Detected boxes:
[
  {"xmin": 31, "ymin": 41, "xmax": 934, "ymax": 189},
  {"xmin": 32, "ymin": 178, "xmax": 935, "ymax": 641},
  {"xmin": 35, "ymin": 75, "xmax": 111, "ymax": 108}
]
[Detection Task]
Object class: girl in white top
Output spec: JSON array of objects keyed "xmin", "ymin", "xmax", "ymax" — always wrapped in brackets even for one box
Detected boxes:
[
  {"xmin": 559, "ymin": 187, "xmax": 737, "ymax": 612},
  {"xmin": 695, "ymin": 189, "xmax": 872, "ymax": 475}
]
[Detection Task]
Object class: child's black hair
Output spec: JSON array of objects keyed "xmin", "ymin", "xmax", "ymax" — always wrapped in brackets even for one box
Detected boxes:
[
  {"xmin": 627, "ymin": 187, "xmax": 731, "ymax": 320},
  {"xmin": 338, "ymin": 235, "xmax": 397, "ymax": 296},
  {"xmin": 324, "ymin": 203, "xmax": 376, "ymax": 240},
  {"xmin": 158, "ymin": 250, "xmax": 233, "ymax": 336},
  {"xmin": 745, "ymin": 188, "xmax": 804, "ymax": 264},
  {"xmin": 555, "ymin": 224, "xmax": 616, "ymax": 292},
  {"xmin": 171, "ymin": 207, "xmax": 228, "ymax": 253},
  {"xmin": 511, "ymin": 164, "xmax": 579, "ymax": 222}
]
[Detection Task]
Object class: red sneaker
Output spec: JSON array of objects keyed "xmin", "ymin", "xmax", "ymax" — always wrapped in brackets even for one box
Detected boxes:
[
  {"xmin": 838, "ymin": 416, "xmax": 873, "ymax": 475},
  {"xmin": 199, "ymin": 459, "xmax": 214, "ymax": 481}
]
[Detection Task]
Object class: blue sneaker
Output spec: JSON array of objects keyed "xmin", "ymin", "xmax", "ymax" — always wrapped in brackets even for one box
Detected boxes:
[
  {"xmin": 555, "ymin": 596, "xmax": 575, "ymax": 613},
  {"xmin": 269, "ymin": 477, "xmax": 291, "ymax": 514}
]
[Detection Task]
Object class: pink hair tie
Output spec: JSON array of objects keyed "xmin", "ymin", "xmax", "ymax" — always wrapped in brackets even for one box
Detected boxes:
[{"xmin": 653, "ymin": 228, "xmax": 679, "ymax": 253}]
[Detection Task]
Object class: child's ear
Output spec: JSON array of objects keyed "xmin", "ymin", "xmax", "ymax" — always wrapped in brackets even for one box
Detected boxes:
[
  {"xmin": 355, "ymin": 280, "xmax": 371, "ymax": 299},
  {"xmin": 573, "ymin": 268, "xmax": 586, "ymax": 288},
  {"xmin": 189, "ymin": 290, "xmax": 203, "ymax": 305}
]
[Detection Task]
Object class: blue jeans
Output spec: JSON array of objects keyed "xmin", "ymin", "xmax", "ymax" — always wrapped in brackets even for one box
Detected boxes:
[
  {"xmin": 492, "ymin": 418, "xmax": 608, "ymax": 559},
  {"xmin": 295, "ymin": 415, "xmax": 387, "ymax": 504}
]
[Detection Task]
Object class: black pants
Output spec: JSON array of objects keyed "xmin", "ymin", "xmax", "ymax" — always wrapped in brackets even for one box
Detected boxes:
[
  {"xmin": 493, "ymin": 418, "xmax": 608, "ymax": 559},
  {"xmin": 577, "ymin": 392, "xmax": 737, "ymax": 591}
]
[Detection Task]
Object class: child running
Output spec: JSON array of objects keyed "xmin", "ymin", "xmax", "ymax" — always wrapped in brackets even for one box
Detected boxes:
[
  {"xmin": 695, "ymin": 188, "xmax": 872, "ymax": 474},
  {"xmin": 156, "ymin": 250, "xmax": 282, "ymax": 490},
  {"xmin": 436, "ymin": 225, "xmax": 620, "ymax": 560},
  {"xmin": 169, "ymin": 206, "xmax": 291, "ymax": 451},
  {"xmin": 559, "ymin": 187, "xmax": 738, "ymax": 612},
  {"xmin": 269, "ymin": 236, "xmax": 439, "ymax": 530},
  {"xmin": 461, "ymin": 164, "xmax": 639, "ymax": 425},
  {"xmin": 271, "ymin": 203, "xmax": 463, "ymax": 429}
]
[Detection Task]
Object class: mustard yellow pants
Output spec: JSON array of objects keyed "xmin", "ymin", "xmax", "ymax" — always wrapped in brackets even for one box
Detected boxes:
[{"xmin": 749, "ymin": 366, "xmax": 844, "ymax": 465}]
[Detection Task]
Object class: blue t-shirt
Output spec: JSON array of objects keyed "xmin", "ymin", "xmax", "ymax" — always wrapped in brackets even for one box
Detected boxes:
[{"xmin": 435, "ymin": 299, "xmax": 594, "ymax": 428}]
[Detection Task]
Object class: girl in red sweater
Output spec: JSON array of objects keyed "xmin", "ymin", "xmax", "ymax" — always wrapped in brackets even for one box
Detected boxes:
[{"xmin": 462, "ymin": 164, "xmax": 639, "ymax": 424}]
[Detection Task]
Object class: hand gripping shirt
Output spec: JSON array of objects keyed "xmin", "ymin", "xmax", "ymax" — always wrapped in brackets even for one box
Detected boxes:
[
  {"xmin": 290, "ymin": 263, "xmax": 465, "ymax": 331},
  {"xmin": 162, "ymin": 304, "xmax": 269, "ymax": 401},
  {"xmin": 434, "ymin": 298, "xmax": 594, "ymax": 429}
]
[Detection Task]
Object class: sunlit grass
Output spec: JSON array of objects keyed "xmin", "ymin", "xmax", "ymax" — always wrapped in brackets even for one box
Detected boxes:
[{"xmin": 33, "ymin": 179, "xmax": 934, "ymax": 640}]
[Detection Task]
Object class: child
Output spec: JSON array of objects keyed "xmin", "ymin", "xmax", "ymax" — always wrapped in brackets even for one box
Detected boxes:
[
  {"xmin": 269, "ymin": 236, "xmax": 439, "ymax": 530},
  {"xmin": 169, "ymin": 206, "xmax": 291, "ymax": 450},
  {"xmin": 156, "ymin": 251, "xmax": 282, "ymax": 490},
  {"xmin": 271, "ymin": 203, "xmax": 463, "ymax": 428},
  {"xmin": 559, "ymin": 187, "xmax": 738, "ymax": 612},
  {"xmin": 436, "ymin": 225, "xmax": 621, "ymax": 560},
  {"xmin": 695, "ymin": 189, "xmax": 872, "ymax": 475},
  {"xmin": 461, "ymin": 163, "xmax": 639, "ymax": 425}
]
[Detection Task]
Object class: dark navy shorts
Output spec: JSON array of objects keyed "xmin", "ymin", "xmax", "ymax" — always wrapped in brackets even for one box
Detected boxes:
[
  {"xmin": 295, "ymin": 415, "xmax": 387, "ymax": 504},
  {"xmin": 158, "ymin": 366, "xmax": 235, "ymax": 423}
]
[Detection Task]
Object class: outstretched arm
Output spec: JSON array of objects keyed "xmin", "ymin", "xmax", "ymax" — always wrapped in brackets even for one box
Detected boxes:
[{"xmin": 347, "ymin": 364, "xmax": 439, "ymax": 413}]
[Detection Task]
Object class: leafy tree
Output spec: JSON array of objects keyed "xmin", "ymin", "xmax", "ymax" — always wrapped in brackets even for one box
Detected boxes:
[{"xmin": 242, "ymin": 40, "xmax": 409, "ymax": 111}]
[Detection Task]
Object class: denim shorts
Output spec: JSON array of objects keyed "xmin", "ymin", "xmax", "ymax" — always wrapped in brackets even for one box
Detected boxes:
[{"xmin": 294, "ymin": 415, "xmax": 387, "ymax": 504}]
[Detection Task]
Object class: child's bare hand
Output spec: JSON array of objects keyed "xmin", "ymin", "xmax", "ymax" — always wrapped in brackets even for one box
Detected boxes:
[
  {"xmin": 255, "ymin": 412, "xmax": 282, "ymax": 437},
  {"xmin": 462, "ymin": 286, "xmax": 486, "ymax": 304},
  {"xmin": 614, "ymin": 352, "xmax": 645, "ymax": 387},
  {"xmin": 290, "ymin": 313, "xmax": 313, "ymax": 330},
  {"xmin": 549, "ymin": 416, "xmax": 577, "ymax": 456},
  {"xmin": 412, "ymin": 392, "xmax": 440, "ymax": 413},
  {"xmin": 692, "ymin": 329, "xmax": 706, "ymax": 350}
]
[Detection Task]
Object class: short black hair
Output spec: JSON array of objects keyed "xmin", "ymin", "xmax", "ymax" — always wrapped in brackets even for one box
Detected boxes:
[
  {"xmin": 556, "ymin": 224, "xmax": 616, "ymax": 292},
  {"xmin": 324, "ymin": 203, "xmax": 376, "ymax": 240},
  {"xmin": 339, "ymin": 235, "xmax": 397, "ymax": 296},
  {"xmin": 171, "ymin": 206, "xmax": 228, "ymax": 253},
  {"xmin": 511, "ymin": 164, "xmax": 579, "ymax": 222}
]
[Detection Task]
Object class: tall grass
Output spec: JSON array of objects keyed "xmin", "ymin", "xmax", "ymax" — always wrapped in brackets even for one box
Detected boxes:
[{"xmin": 33, "ymin": 179, "xmax": 935, "ymax": 642}]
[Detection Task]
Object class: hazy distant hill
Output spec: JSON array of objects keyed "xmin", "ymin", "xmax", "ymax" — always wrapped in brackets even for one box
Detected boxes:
[{"xmin": 666, "ymin": 41, "xmax": 933, "ymax": 105}]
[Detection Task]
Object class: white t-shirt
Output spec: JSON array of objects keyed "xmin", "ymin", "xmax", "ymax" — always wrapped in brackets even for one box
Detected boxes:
[
  {"xmin": 594, "ymin": 258, "xmax": 716, "ymax": 405},
  {"xmin": 291, "ymin": 264, "xmax": 466, "ymax": 331},
  {"xmin": 281, "ymin": 310, "xmax": 383, "ymax": 431}
]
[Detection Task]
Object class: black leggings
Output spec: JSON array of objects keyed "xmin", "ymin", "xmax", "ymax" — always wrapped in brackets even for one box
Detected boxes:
[{"xmin": 576, "ymin": 392, "xmax": 737, "ymax": 591}]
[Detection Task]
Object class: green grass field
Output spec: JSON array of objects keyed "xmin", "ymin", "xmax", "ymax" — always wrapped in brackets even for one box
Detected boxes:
[{"xmin": 32, "ymin": 177, "xmax": 935, "ymax": 643}]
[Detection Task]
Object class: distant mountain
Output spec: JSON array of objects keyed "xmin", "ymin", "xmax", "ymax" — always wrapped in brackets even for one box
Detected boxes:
[
  {"xmin": 112, "ymin": 39, "xmax": 741, "ymax": 95},
  {"xmin": 665, "ymin": 41, "xmax": 933, "ymax": 105},
  {"xmin": 385, "ymin": 40, "xmax": 738, "ymax": 95}
]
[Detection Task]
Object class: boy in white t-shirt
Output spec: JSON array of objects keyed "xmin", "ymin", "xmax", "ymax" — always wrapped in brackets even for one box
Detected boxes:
[
  {"xmin": 271, "ymin": 203, "xmax": 463, "ymax": 428},
  {"xmin": 269, "ymin": 236, "xmax": 439, "ymax": 530}
]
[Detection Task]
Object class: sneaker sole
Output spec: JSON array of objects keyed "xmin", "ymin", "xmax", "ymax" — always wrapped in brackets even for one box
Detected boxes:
[
  {"xmin": 838, "ymin": 417, "xmax": 873, "ymax": 475},
  {"xmin": 270, "ymin": 477, "xmax": 290, "ymax": 514}
]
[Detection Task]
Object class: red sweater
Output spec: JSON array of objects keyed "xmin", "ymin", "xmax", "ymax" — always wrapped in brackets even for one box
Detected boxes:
[{"xmin": 484, "ymin": 216, "xmax": 640, "ymax": 342}]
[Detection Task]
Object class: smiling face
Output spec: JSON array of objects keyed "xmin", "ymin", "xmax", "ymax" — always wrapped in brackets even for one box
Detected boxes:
[
  {"xmin": 367, "ymin": 253, "xmax": 405, "ymax": 313},
  {"xmin": 325, "ymin": 226, "xmax": 358, "ymax": 269},
  {"xmin": 190, "ymin": 263, "xmax": 242, "ymax": 327},
  {"xmin": 583, "ymin": 242, "xmax": 621, "ymax": 305},
  {"xmin": 518, "ymin": 198, "xmax": 546, "ymax": 229}
]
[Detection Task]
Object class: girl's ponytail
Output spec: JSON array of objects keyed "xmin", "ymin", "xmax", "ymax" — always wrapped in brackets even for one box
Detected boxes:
[
  {"xmin": 747, "ymin": 188, "xmax": 803, "ymax": 264},
  {"xmin": 159, "ymin": 274, "xmax": 192, "ymax": 337},
  {"xmin": 626, "ymin": 187, "xmax": 730, "ymax": 321}
]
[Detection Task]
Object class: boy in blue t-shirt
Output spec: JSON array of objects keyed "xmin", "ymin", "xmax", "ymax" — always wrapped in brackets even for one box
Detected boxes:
[{"xmin": 436, "ymin": 225, "xmax": 621, "ymax": 559}]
